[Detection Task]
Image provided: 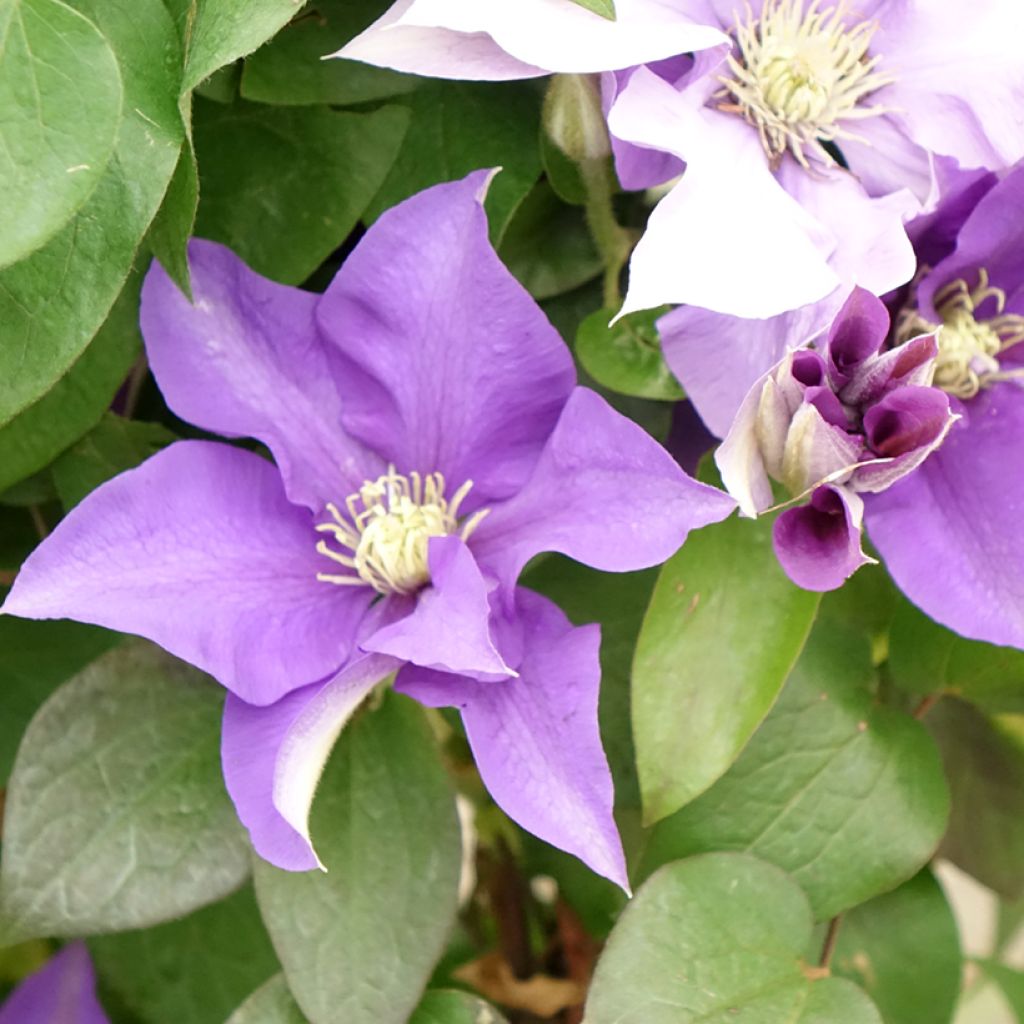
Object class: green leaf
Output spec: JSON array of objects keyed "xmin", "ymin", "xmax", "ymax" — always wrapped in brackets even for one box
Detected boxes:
[
  {"xmin": 410, "ymin": 990, "xmax": 509, "ymax": 1024},
  {"xmin": 0, "ymin": 507, "xmax": 37, "ymax": 571},
  {"xmin": 241, "ymin": 0, "xmax": 421, "ymax": 107},
  {"xmin": 585, "ymin": 853, "xmax": 882, "ymax": 1024},
  {"xmin": 0, "ymin": 271, "xmax": 141, "ymax": 494},
  {"xmin": 831, "ymin": 871, "xmax": 961, "ymax": 1024},
  {"xmin": 254, "ymin": 693, "xmax": 462, "ymax": 1024},
  {"xmin": 498, "ymin": 181, "xmax": 602, "ymax": 300},
  {"xmin": 0, "ymin": 642, "xmax": 250, "ymax": 941},
  {"xmin": 0, "ymin": 617, "xmax": 120, "ymax": 783},
  {"xmin": 569, "ymin": 0, "xmax": 616, "ymax": 19},
  {"xmin": 0, "ymin": 0, "xmax": 183, "ymax": 428},
  {"xmin": 979, "ymin": 962, "xmax": 1024, "ymax": 1018},
  {"xmin": 926, "ymin": 699, "xmax": 1024, "ymax": 899},
  {"xmin": 576, "ymin": 306, "xmax": 685, "ymax": 401},
  {"xmin": 639, "ymin": 625, "xmax": 950, "ymax": 918},
  {"xmin": 633, "ymin": 512, "xmax": 820, "ymax": 824},
  {"xmin": 147, "ymin": 139, "xmax": 199, "ymax": 295},
  {"xmin": 889, "ymin": 598, "xmax": 1024, "ymax": 713},
  {"xmin": 193, "ymin": 97, "xmax": 409, "ymax": 285},
  {"xmin": 90, "ymin": 886, "xmax": 279, "ymax": 1024},
  {"xmin": 51, "ymin": 414, "xmax": 176, "ymax": 509},
  {"xmin": 227, "ymin": 974, "xmax": 309, "ymax": 1024},
  {"xmin": 365, "ymin": 81, "xmax": 542, "ymax": 242},
  {"xmin": 0, "ymin": 0, "xmax": 122, "ymax": 268}
]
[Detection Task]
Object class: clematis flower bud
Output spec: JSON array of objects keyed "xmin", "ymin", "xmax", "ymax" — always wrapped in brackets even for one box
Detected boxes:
[{"xmin": 542, "ymin": 73, "xmax": 612, "ymax": 162}]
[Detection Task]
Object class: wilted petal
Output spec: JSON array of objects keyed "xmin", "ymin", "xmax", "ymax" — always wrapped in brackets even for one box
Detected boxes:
[
  {"xmin": 825, "ymin": 287, "xmax": 890, "ymax": 389},
  {"xmin": 2, "ymin": 442, "xmax": 369, "ymax": 706},
  {"xmin": 142, "ymin": 241, "xmax": 377, "ymax": 512},
  {"xmin": 318, "ymin": 171, "xmax": 575, "ymax": 509},
  {"xmin": 396, "ymin": 589, "xmax": 628, "ymax": 889},
  {"xmin": 865, "ymin": 385, "xmax": 1024, "ymax": 649},
  {"xmin": 780, "ymin": 403, "xmax": 864, "ymax": 497},
  {"xmin": 471, "ymin": 387, "xmax": 736, "ymax": 592},
  {"xmin": 716, "ymin": 374, "xmax": 779, "ymax": 518},
  {"xmin": 774, "ymin": 485, "xmax": 873, "ymax": 592},
  {"xmin": 0, "ymin": 943, "xmax": 108, "ymax": 1024},
  {"xmin": 222, "ymin": 652, "xmax": 399, "ymax": 871},
  {"xmin": 841, "ymin": 332, "xmax": 938, "ymax": 407},
  {"xmin": 361, "ymin": 536, "xmax": 513, "ymax": 680}
]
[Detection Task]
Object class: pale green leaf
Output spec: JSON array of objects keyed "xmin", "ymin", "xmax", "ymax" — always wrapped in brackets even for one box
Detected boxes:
[
  {"xmin": 227, "ymin": 974, "xmax": 309, "ymax": 1024},
  {"xmin": 410, "ymin": 990, "xmax": 509, "ymax": 1024}
]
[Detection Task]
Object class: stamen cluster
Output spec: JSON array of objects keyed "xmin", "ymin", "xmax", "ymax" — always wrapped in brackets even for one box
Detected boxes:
[
  {"xmin": 316, "ymin": 467, "xmax": 489, "ymax": 595},
  {"xmin": 719, "ymin": 0, "xmax": 893, "ymax": 169}
]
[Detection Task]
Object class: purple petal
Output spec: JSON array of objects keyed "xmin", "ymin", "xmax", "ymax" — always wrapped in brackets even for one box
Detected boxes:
[
  {"xmin": 773, "ymin": 485, "xmax": 872, "ymax": 592},
  {"xmin": 2, "ymin": 442, "xmax": 370, "ymax": 706},
  {"xmin": 222, "ymin": 651, "xmax": 399, "ymax": 871},
  {"xmin": 361, "ymin": 536, "xmax": 513, "ymax": 680},
  {"xmin": 863, "ymin": 386, "xmax": 953, "ymax": 458},
  {"xmin": 865, "ymin": 384, "xmax": 1024, "ymax": 649},
  {"xmin": 0, "ymin": 943, "xmax": 108, "ymax": 1024},
  {"xmin": 317, "ymin": 171, "xmax": 575, "ymax": 508},
  {"xmin": 825, "ymin": 287, "xmax": 890, "ymax": 389},
  {"xmin": 396, "ymin": 588, "xmax": 627, "ymax": 889},
  {"xmin": 471, "ymin": 387, "xmax": 736, "ymax": 592},
  {"xmin": 142, "ymin": 241, "xmax": 377, "ymax": 512},
  {"xmin": 840, "ymin": 331, "xmax": 939, "ymax": 407}
]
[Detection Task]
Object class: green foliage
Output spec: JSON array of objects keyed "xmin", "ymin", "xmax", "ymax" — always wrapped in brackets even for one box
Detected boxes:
[
  {"xmin": 410, "ymin": 990, "xmax": 510, "ymax": 1024},
  {"xmin": 639, "ymin": 624, "xmax": 950, "ymax": 918},
  {"xmin": 633, "ymin": 511, "xmax": 820, "ymax": 824},
  {"xmin": 0, "ymin": 642, "xmax": 250, "ymax": 942},
  {"xmin": 585, "ymin": 853, "xmax": 883, "ymax": 1023},
  {"xmin": 227, "ymin": 975, "xmax": 309, "ymax": 1024},
  {"xmin": 254, "ymin": 693, "xmax": 462, "ymax": 1024},
  {"xmin": 569, "ymin": 0, "xmax": 617, "ymax": 19}
]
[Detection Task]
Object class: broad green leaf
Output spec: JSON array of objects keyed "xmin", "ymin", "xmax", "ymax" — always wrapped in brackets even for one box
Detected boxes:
[
  {"xmin": 0, "ymin": 271, "xmax": 142, "ymax": 494},
  {"xmin": 576, "ymin": 306, "xmax": 684, "ymax": 400},
  {"xmin": 498, "ymin": 181, "xmax": 602, "ymax": 300},
  {"xmin": 147, "ymin": 139, "xmax": 199, "ymax": 295},
  {"xmin": 227, "ymin": 974, "xmax": 309, "ymax": 1024},
  {"xmin": 889, "ymin": 599, "xmax": 1024, "ymax": 713},
  {"xmin": 51, "ymin": 414, "xmax": 176, "ymax": 509},
  {"xmin": 193, "ymin": 98, "xmax": 408, "ymax": 285},
  {"xmin": 91, "ymin": 886, "xmax": 279, "ymax": 1024},
  {"xmin": 410, "ymin": 990, "xmax": 509, "ymax": 1024},
  {"xmin": 0, "ymin": 642, "xmax": 250, "ymax": 941},
  {"xmin": 585, "ymin": 853, "xmax": 882, "ymax": 1024},
  {"xmin": 633, "ymin": 512, "xmax": 820, "ymax": 824},
  {"xmin": 254, "ymin": 693, "xmax": 461, "ymax": 1024},
  {"xmin": 570, "ymin": 0, "xmax": 616, "ymax": 18},
  {"xmin": 830, "ymin": 871, "xmax": 961, "ymax": 1024},
  {"xmin": 640, "ymin": 626, "xmax": 950, "ymax": 918},
  {"xmin": 980, "ymin": 962, "xmax": 1024, "ymax": 1018},
  {"xmin": 0, "ymin": 0, "xmax": 183, "ymax": 428},
  {"xmin": 0, "ymin": 0, "xmax": 122, "ymax": 268},
  {"xmin": 926, "ymin": 699, "xmax": 1024, "ymax": 899},
  {"xmin": 0, "ymin": 618, "xmax": 120, "ymax": 782},
  {"xmin": 365, "ymin": 81, "xmax": 542, "ymax": 241},
  {"xmin": 241, "ymin": 0, "xmax": 421, "ymax": 107}
]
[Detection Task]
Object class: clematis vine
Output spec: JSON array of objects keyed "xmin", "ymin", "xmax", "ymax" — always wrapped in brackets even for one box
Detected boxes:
[
  {"xmin": 0, "ymin": 944, "xmax": 109, "ymax": 1024},
  {"xmin": 1, "ymin": 172, "xmax": 735, "ymax": 888},
  {"xmin": 340, "ymin": 0, "xmax": 1024, "ymax": 437}
]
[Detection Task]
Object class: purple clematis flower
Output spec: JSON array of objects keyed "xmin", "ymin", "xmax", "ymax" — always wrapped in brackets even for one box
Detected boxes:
[
  {"xmin": 717, "ymin": 286, "xmax": 955, "ymax": 591},
  {"xmin": 0, "ymin": 944, "xmax": 109, "ymax": 1024},
  {"xmin": 2, "ymin": 172, "xmax": 735, "ymax": 888}
]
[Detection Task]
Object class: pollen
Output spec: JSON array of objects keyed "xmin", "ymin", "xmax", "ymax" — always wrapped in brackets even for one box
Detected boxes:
[
  {"xmin": 896, "ymin": 269, "xmax": 1024, "ymax": 400},
  {"xmin": 314, "ymin": 466, "xmax": 489, "ymax": 595},
  {"xmin": 718, "ymin": 0, "xmax": 893, "ymax": 169}
]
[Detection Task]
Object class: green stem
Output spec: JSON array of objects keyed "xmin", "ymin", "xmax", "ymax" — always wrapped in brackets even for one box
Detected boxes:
[{"xmin": 579, "ymin": 157, "xmax": 633, "ymax": 310}]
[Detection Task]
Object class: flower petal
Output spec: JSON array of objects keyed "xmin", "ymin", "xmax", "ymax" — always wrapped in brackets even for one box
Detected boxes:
[
  {"xmin": 396, "ymin": 588, "xmax": 628, "ymax": 889},
  {"xmin": 338, "ymin": 0, "xmax": 726, "ymax": 77},
  {"xmin": 2, "ymin": 442, "xmax": 369, "ymax": 706},
  {"xmin": 317, "ymin": 171, "xmax": 575, "ymax": 508},
  {"xmin": 865, "ymin": 385, "xmax": 1024, "ymax": 649},
  {"xmin": 471, "ymin": 387, "xmax": 736, "ymax": 591},
  {"xmin": 361, "ymin": 536, "xmax": 514, "ymax": 680},
  {"xmin": 142, "ymin": 241, "xmax": 377, "ymax": 512},
  {"xmin": 0, "ymin": 943, "xmax": 108, "ymax": 1024},
  {"xmin": 222, "ymin": 652, "xmax": 399, "ymax": 871}
]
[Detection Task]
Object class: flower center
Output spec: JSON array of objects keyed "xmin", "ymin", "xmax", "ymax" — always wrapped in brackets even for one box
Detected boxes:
[
  {"xmin": 718, "ymin": 0, "xmax": 893, "ymax": 169},
  {"xmin": 315, "ymin": 467, "xmax": 489, "ymax": 595},
  {"xmin": 895, "ymin": 269, "xmax": 1024, "ymax": 400}
]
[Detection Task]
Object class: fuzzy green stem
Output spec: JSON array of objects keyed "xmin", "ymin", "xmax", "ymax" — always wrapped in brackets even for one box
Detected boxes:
[{"xmin": 579, "ymin": 157, "xmax": 633, "ymax": 310}]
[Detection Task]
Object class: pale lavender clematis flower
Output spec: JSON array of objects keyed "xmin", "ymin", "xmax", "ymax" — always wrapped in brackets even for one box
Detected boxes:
[
  {"xmin": 0, "ymin": 944, "xmax": 109, "ymax": 1024},
  {"xmin": 865, "ymin": 161, "xmax": 1024, "ymax": 649},
  {"xmin": 717, "ymin": 287, "xmax": 954, "ymax": 591},
  {"xmin": 2, "ymin": 172, "xmax": 735, "ymax": 888}
]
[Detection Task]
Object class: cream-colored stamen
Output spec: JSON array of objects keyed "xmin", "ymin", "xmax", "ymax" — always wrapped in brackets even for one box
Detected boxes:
[
  {"xmin": 895, "ymin": 268, "xmax": 1024, "ymax": 400},
  {"xmin": 718, "ymin": 0, "xmax": 893, "ymax": 169},
  {"xmin": 315, "ymin": 467, "xmax": 489, "ymax": 595}
]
